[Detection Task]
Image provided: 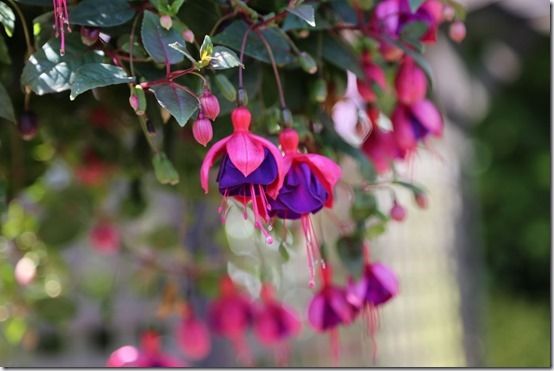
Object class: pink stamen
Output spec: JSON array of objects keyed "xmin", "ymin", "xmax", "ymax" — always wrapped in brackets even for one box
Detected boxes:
[
  {"xmin": 330, "ymin": 328, "xmax": 340, "ymax": 366},
  {"xmin": 301, "ymin": 215, "xmax": 316, "ymax": 288},
  {"xmin": 53, "ymin": 0, "xmax": 71, "ymax": 55},
  {"xmin": 250, "ymin": 185, "xmax": 273, "ymax": 244}
]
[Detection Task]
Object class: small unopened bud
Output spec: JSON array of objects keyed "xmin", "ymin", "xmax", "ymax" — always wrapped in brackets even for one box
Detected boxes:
[
  {"xmin": 449, "ymin": 21, "xmax": 466, "ymax": 43},
  {"xmin": 390, "ymin": 201, "xmax": 406, "ymax": 222},
  {"xmin": 129, "ymin": 85, "xmax": 147, "ymax": 115},
  {"xmin": 298, "ymin": 51, "xmax": 318, "ymax": 74},
  {"xmin": 199, "ymin": 90, "xmax": 220, "ymax": 120},
  {"xmin": 310, "ymin": 78, "xmax": 328, "ymax": 103},
  {"xmin": 182, "ymin": 29, "xmax": 195, "ymax": 43},
  {"xmin": 415, "ymin": 192, "xmax": 428, "ymax": 209},
  {"xmin": 192, "ymin": 118, "xmax": 213, "ymax": 146},
  {"xmin": 160, "ymin": 15, "xmax": 173, "ymax": 30},
  {"xmin": 18, "ymin": 111, "xmax": 38, "ymax": 141},
  {"xmin": 80, "ymin": 27, "xmax": 100, "ymax": 47}
]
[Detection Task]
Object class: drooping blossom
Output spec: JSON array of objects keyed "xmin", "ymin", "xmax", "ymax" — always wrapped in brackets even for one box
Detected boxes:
[
  {"xmin": 389, "ymin": 200, "xmax": 407, "ymax": 221},
  {"xmin": 392, "ymin": 99, "xmax": 443, "ymax": 154},
  {"xmin": 395, "ymin": 57, "xmax": 428, "ymax": 105},
  {"xmin": 208, "ymin": 276, "xmax": 254, "ymax": 364},
  {"xmin": 89, "ymin": 221, "xmax": 120, "ymax": 255},
  {"xmin": 308, "ymin": 267, "xmax": 356, "ymax": 364},
  {"xmin": 177, "ymin": 306, "xmax": 211, "ymax": 361},
  {"xmin": 362, "ymin": 124, "xmax": 403, "ymax": 174},
  {"xmin": 199, "ymin": 89, "xmax": 220, "ymax": 121},
  {"xmin": 200, "ymin": 107, "xmax": 285, "ymax": 243},
  {"xmin": 192, "ymin": 116, "xmax": 213, "ymax": 147},
  {"xmin": 356, "ymin": 52, "xmax": 387, "ymax": 104},
  {"xmin": 270, "ymin": 128, "xmax": 341, "ymax": 287},
  {"xmin": 53, "ymin": 0, "xmax": 71, "ymax": 55},
  {"xmin": 106, "ymin": 331, "xmax": 185, "ymax": 367}
]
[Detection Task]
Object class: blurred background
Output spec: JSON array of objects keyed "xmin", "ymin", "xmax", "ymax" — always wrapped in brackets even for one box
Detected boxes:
[{"xmin": 0, "ymin": 0, "xmax": 550, "ymax": 367}]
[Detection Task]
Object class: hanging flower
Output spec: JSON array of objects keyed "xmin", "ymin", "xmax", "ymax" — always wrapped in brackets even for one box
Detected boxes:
[
  {"xmin": 392, "ymin": 99, "xmax": 443, "ymax": 154},
  {"xmin": 395, "ymin": 57, "xmax": 428, "ymax": 105},
  {"xmin": 53, "ymin": 0, "xmax": 71, "ymax": 55},
  {"xmin": 346, "ymin": 262, "xmax": 399, "ymax": 310},
  {"xmin": 269, "ymin": 128, "xmax": 341, "ymax": 287},
  {"xmin": 177, "ymin": 306, "xmax": 212, "ymax": 361},
  {"xmin": 356, "ymin": 52, "xmax": 387, "ymax": 103},
  {"xmin": 362, "ymin": 125, "xmax": 402, "ymax": 174},
  {"xmin": 208, "ymin": 276, "xmax": 254, "ymax": 364},
  {"xmin": 200, "ymin": 106, "xmax": 285, "ymax": 243},
  {"xmin": 107, "ymin": 331, "xmax": 185, "ymax": 367}
]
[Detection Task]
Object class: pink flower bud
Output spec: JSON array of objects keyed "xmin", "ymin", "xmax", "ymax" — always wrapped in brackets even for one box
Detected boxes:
[
  {"xmin": 177, "ymin": 315, "xmax": 211, "ymax": 360},
  {"xmin": 390, "ymin": 201, "xmax": 406, "ymax": 221},
  {"xmin": 279, "ymin": 128, "xmax": 299, "ymax": 154},
  {"xmin": 415, "ymin": 192, "xmax": 428, "ymax": 209},
  {"xmin": 395, "ymin": 58, "xmax": 427, "ymax": 104},
  {"xmin": 449, "ymin": 21, "xmax": 466, "ymax": 43},
  {"xmin": 200, "ymin": 90, "xmax": 220, "ymax": 120},
  {"xmin": 182, "ymin": 29, "xmax": 195, "ymax": 43},
  {"xmin": 160, "ymin": 15, "xmax": 173, "ymax": 30},
  {"xmin": 90, "ymin": 222, "xmax": 120, "ymax": 255},
  {"xmin": 231, "ymin": 107, "xmax": 251, "ymax": 131},
  {"xmin": 192, "ymin": 118, "xmax": 213, "ymax": 147},
  {"xmin": 129, "ymin": 95, "xmax": 139, "ymax": 111}
]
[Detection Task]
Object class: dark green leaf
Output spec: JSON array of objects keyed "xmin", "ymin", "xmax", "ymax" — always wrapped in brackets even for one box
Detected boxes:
[
  {"xmin": 212, "ymin": 20, "xmax": 293, "ymax": 66},
  {"xmin": 287, "ymin": 5, "xmax": 315, "ymax": 27},
  {"xmin": 0, "ymin": 2, "xmax": 15, "ymax": 37},
  {"xmin": 70, "ymin": 63, "xmax": 134, "ymax": 100},
  {"xmin": 150, "ymin": 83, "xmax": 198, "ymax": 126},
  {"xmin": 141, "ymin": 10, "xmax": 185, "ymax": 65},
  {"xmin": 321, "ymin": 34, "xmax": 363, "ymax": 78},
  {"xmin": 152, "ymin": 151, "xmax": 180, "ymax": 185},
  {"xmin": 408, "ymin": 0, "xmax": 426, "ymax": 12},
  {"xmin": 400, "ymin": 21, "xmax": 428, "ymax": 47},
  {"xmin": 0, "ymin": 33, "xmax": 10, "ymax": 64},
  {"xmin": 21, "ymin": 35, "xmax": 103, "ymax": 95},
  {"xmin": 14, "ymin": 0, "xmax": 51, "ymax": 5},
  {"xmin": 0, "ymin": 82, "xmax": 15, "ymax": 124},
  {"xmin": 210, "ymin": 46, "xmax": 242, "ymax": 70},
  {"xmin": 178, "ymin": 0, "xmax": 220, "ymax": 37},
  {"xmin": 69, "ymin": 0, "xmax": 135, "ymax": 27},
  {"xmin": 168, "ymin": 41, "xmax": 196, "ymax": 63}
]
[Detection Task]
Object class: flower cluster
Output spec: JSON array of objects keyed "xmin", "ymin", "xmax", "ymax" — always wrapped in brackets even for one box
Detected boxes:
[{"xmin": 192, "ymin": 89, "xmax": 220, "ymax": 147}]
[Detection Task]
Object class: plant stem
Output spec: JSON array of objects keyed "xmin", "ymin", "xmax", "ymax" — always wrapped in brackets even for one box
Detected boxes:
[
  {"xmin": 138, "ymin": 115, "xmax": 159, "ymax": 154},
  {"xmin": 255, "ymin": 29, "xmax": 287, "ymax": 110},
  {"xmin": 5, "ymin": 0, "xmax": 33, "ymax": 56},
  {"xmin": 237, "ymin": 24, "xmax": 254, "ymax": 93},
  {"xmin": 128, "ymin": 13, "xmax": 141, "ymax": 77}
]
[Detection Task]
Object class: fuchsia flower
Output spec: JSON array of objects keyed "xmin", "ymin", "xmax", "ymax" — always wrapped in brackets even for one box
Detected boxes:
[
  {"xmin": 106, "ymin": 331, "xmax": 185, "ymax": 367},
  {"xmin": 253, "ymin": 284, "xmax": 301, "ymax": 345},
  {"xmin": 346, "ymin": 262, "xmax": 399, "ymax": 309},
  {"xmin": 395, "ymin": 57, "xmax": 428, "ymax": 105},
  {"xmin": 89, "ymin": 221, "xmax": 120, "ymax": 255},
  {"xmin": 200, "ymin": 90, "xmax": 220, "ymax": 121},
  {"xmin": 362, "ymin": 125, "xmax": 403, "ymax": 174},
  {"xmin": 270, "ymin": 128, "xmax": 341, "ymax": 287},
  {"xmin": 392, "ymin": 99, "xmax": 443, "ymax": 153},
  {"xmin": 177, "ymin": 307, "xmax": 211, "ymax": 361},
  {"xmin": 192, "ymin": 116, "xmax": 213, "ymax": 147},
  {"xmin": 53, "ymin": 0, "xmax": 71, "ymax": 55},
  {"xmin": 209, "ymin": 276, "xmax": 254, "ymax": 364},
  {"xmin": 200, "ymin": 107, "xmax": 285, "ymax": 243},
  {"xmin": 356, "ymin": 52, "xmax": 387, "ymax": 103}
]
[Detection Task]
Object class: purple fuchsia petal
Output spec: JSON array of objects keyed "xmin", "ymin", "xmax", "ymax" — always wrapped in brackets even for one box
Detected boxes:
[
  {"xmin": 308, "ymin": 286, "xmax": 355, "ymax": 331},
  {"xmin": 250, "ymin": 133, "xmax": 286, "ymax": 199},
  {"xmin": 226, "ymin": 132, "xmax": 266, "ymax": 177},
  {"xmin": 295, "ymin": 154, "xmax": 342, "ymax": 208},
  {"xmin": 254, "ymin": 302, "xmax": 301, "ymax": 345},
  {"xmin": 410, "ymin": 99, "xmax": 443, "ymax": 137},
  {"xmin": 365, "ymin": 263, "xmax": 399, "ymax": 306},
  {"xmin": 200, "ymin": 136, "xmax": 231, "ymax": 193}
]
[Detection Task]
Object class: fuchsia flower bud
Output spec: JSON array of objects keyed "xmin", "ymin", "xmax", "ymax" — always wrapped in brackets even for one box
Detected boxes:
[
  {"xmin": 192, "ymin": 117, "xmax": 213, "ymax": 147},
  {"xmin": 390, "ymin": 200, "xmax": 406, "ymax": 221},
  {"xmin": 449, "ymin": 21, "xmax": 467, "ymax": 43},
  {"xmin": 182, "ymin": 29, "xmax": 195, "ymax": 43},
  {"xmin": 415, "ymin": 192, "xmax": 428, "ymax": 209},
  {"xmin": 200, "ymin": 90, "xmax": 220, "ymax": 120},
  {"xmin": 89, "ymin": 221, "xmax": 120, "ymax": 255},
  {"xmin": 443, "ymin": 5, "xmax": 456, "ymax": 21},
  {"xmin": 395, "ymin": 57, "xmax": 428, "ymax": 105},
  {"xmin": 159, "ymin": 15, "xmax": 173, "ymax": 30},
  {"xmin": 177, "ymin": 308, "xmax": 211, "ymax": 361}
]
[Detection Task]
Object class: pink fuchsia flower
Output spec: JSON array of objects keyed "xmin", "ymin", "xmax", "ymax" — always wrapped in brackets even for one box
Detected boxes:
[
  {"xmin": 177, "ymin": 307, "xmax": 211, "ymax": 361},
  {"xmin": 392, "ymin": 99, "xmax": 443, "ymax": 154},
  {"xmin": 270, "ymin": 128, "xmax": 341, "ymax": 287},
  {"xmin": 53, "ymin": 0, "xmax": 71, "ymax": 55},
  {"xmin": 362, "ymin": 125, "xmax": 402, "ymax": 175},
  {"xmin": 395, "ymin": 57, "xmax": 428, "ymax": 105},
  {"xmin": 356, "ymin": 53, "xmax": 387, "ymax": 103},
  {"xmin": 200, "ymin": 107, "xmax": 285, "ymax": 243},
  {"xmin": 209, "ymin": 276, "xmax": 254, "ymax": 364},
  {"xmin": 89, "ymin": 221, "xmax": 120, "ymax": 255},
  {"xmin": 346, "ymin": 262, "xmax": 399, "ymax": 309},
  {"xmin": 253, "ymin": 284, "xmax": 301, "ymax": 345},
  {"xmin": 192, "ymin": 117, "xmax": 213, "ymax": 147},
  {"xmin": 200, "ymin": 90, "xmax": 220, "ymax": 121},
  {"xmin": 107, "ymin": 331, "xmax": 185, "ymax": 367}
]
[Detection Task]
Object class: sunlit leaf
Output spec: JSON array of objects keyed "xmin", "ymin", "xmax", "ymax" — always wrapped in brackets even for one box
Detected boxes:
[{"xmin": 70, "ymin": 63, "xmax": 134, "ymax": 100}]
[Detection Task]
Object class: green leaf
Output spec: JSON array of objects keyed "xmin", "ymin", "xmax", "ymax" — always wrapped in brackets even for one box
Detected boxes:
[
  {"xmin": 197, "ymin": 35, "xmax": 213, "ymax": 67},
  {"xmin": 212, "ymin": 20, "xmax": 293, "ymax": 65},
  {"xmin": 21, "ymin": 35, "xmax": 103, "ymax": 95},
  {"xmin": 170, "ymin": 0, "xmax": 186, "ymax": 15},
  {"xmin": 141, "ymin": 10, "xmax": 185, "ymax": 65},
  {"xmin": 14, "ymin": 0, "xmax": 51, "ymax": 5},
  {"xmin": 408, "ymin": 0, "xmax": 426, "ymax": 12},
  {"xmin": 4, "ymin": 317, "xmax": 26, "ymax": 345},
  {"xmin": 213, "ymin": 73, "xmax": 236, "ymax": 102},
  {"xmin": 0, "ymin": 2, "xmax": 15, "ymax": 37},
  {"xmin": 385, "ymin": 35, "xmax": 434, "ymax": 85},
  {"xmin": 168, "ymin": 41, "xmax": 196, "ymax": 63},
  {"xmin": 150, "ymin": 83, "xmax": 198, "ymax": 126},
  {"xmin": 210, "ymin": 46, "xmax": 242, "ymax": 70},
  {"xmin": 392, "ymin": 180, "xmax": 426, "ymax": 195},
  {"xmin": 0, "ymin": 33, "xmax": 10, "ymax": 64},
  {"xmin": 69, "ymin": 0, "xmax": 135, "ymax": 27},
  {"xmin": 69, "ymin": 63, "xmax": 134, "ymax": 100},
  {"xmin": 152, "ymin": 152, "xmax": 180, "ymax": 185},
  {"xmin": 0, "ymin": 82, "xmax": 15, "ymax": 124},
  {"xmin": 321, "ymin": 34, "xmax": 364, "ymax": 79},
  {"xmin": 400, "ymin": 20, "xmax": 428, "ymax": 47},
  {"xmin": 287, "ymin": 5, "xmax": 315, "ymax": 27}
]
